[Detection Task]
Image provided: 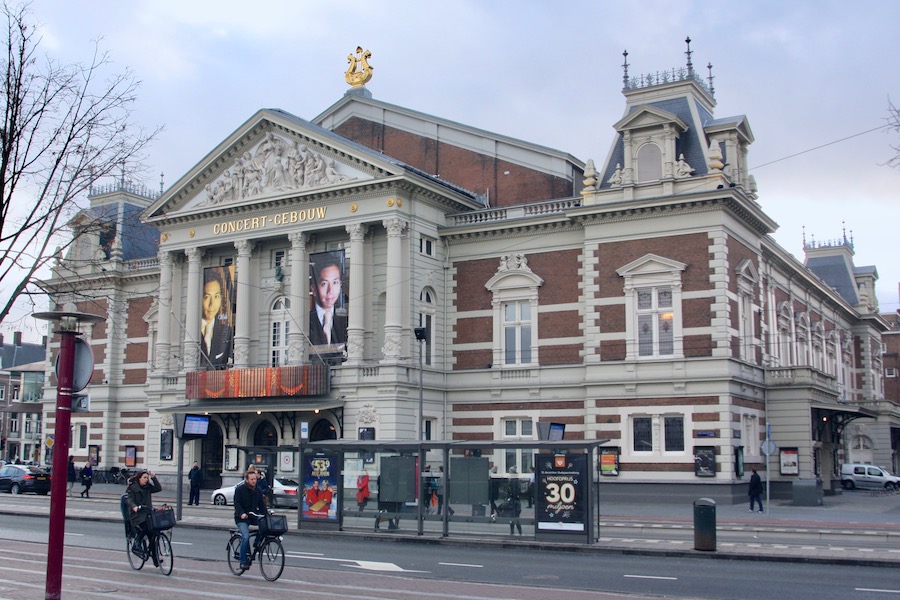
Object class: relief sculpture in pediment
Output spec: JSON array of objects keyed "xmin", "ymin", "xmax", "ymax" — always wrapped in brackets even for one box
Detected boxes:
[{"xmin": 201, "ymin": 132, "xmax": 357, "ymax": 207}]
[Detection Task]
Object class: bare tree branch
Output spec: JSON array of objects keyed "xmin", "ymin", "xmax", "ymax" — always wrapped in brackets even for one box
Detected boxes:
[{"xmin": 0, "ymin": 1, "xmax": 160, "ymax": 325}]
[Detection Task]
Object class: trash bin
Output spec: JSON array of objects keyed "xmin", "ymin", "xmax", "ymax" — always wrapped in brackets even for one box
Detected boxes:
[
  {"xmin": 693, "ymin": 498, "xmax": 716, "ymax": 551},
  {"xmin": 792, "ymin": 479, "xmax": 824, "ymax": 506}
]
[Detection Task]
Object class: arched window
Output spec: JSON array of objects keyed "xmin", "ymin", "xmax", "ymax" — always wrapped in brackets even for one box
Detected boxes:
[
  {"xmin": 419, "ymin": 288, "xmax": 435, "ymax": 366},
  {"xmin": 636, "ymin": 143, "xmax": 662, "ymax": 182},
  {"xmin": 485, "ymin": 254, "xmax": 543, "ymax": 367},
  {"xmin": 270, "ymin": 296, "xmax": 291, "ymax": 366},
  {"xmin": 617, "ymin": 254, "xmax": 686, "ymax": 360},
  {"xmin": 253, "ymin": 420, "xmax": 278, "ymax": 446}
]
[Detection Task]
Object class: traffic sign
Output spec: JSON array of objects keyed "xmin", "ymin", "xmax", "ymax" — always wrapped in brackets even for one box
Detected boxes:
[{"xmin": 760, "ymin": 440, "xmax": 777, "ymax": 456}]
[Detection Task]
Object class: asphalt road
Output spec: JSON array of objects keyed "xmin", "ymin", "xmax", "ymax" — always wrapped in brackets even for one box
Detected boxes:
[{"xmin": 2, "ymin": 513, "xmax": 900, "ymax": 599}]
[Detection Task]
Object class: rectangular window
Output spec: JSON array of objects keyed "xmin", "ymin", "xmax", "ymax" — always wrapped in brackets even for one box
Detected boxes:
[
  {"xmin": 503, "ymin": 301, "xmax": 532, "ymax": 365},
  {"xmin": 9, "ymin": 413, "xmax": 18, "ymax": 434},
  {"xmin": 423, "ymin": 419, "xmax": 434, "ymax": 441},
  {"xmin": 633, "ymin": 417, "xmax": 652, "ymax": 452},
  {"xmin": 12, "ymin": 386, "xmax": 20, "ymax": 401},
  {"xmin": 273, "ymin": 249, "xmax": 286, "ymax": 269},
  {"xmin": 270, "ymin": 320, "xmax": 289, "ymax": 367},
  {"xmin": 419, "ymin": 313, "xmax": 433, "ymax": 366},
  {"xmin": 886, "ymin": 368, "xmax": 897, "ymax": 378},
  {"xmin": 637, "ymin": 287, "xmax": 673, "ymax": 357},
  {"xmin": 502, "ymin": 417, "xmax": 534, "ymax": 473},
  {"xmin": 664, "ymin": 416, "xmax": 684, "ymax": 452},
  {"xmin": 419, "ymin": 236, "xmax": 435, "ymax": 256},
  {"xmin": 24, "ymin": 419, "xmax": 32, "ymax": 434},
  {"xmin": 78, "ymin": 424, "xmax": 88, "ymax": 449}
]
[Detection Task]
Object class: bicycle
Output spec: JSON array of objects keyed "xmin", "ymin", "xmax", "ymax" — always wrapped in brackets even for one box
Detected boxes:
[
  {"xmin": 120, "ymin": 495, "xmax": 174, "ymax": 576},
  {"xmin": 226, "ymin": 512, "xmax": 286, "ymax": 581}
]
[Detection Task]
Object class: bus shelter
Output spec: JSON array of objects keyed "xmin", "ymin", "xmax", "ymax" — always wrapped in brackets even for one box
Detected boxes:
[{"xmin": 297, "ymin": 439, "xmax": 609, "ymax": 544}]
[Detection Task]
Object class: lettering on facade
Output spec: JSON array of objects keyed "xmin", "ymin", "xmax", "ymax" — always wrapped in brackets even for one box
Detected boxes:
[{"xmin": 212, "ymin": 206, "xmax": 328, "ymax": 235}]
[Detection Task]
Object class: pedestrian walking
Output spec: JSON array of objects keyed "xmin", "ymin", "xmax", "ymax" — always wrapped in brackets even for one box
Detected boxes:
[
  {"xmin": 66, "ymin": 456, "xmax": 77, "ymax": 497},
  {"xmin": 188, "ymin": 461, "xmax": 203, "ymax": 505},
  {"xmin": 79, "ymin": 461, "xmax": 93, "ymax": 498},
  {"xmin": 748, "ymin": 468, "xmax": 763, "ymax": 513}
]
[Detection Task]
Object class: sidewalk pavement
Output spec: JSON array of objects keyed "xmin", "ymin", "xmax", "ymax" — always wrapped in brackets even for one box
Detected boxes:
[{"xmin": 11, "ymin": 483, "xmax": 899, "ymax": 568}]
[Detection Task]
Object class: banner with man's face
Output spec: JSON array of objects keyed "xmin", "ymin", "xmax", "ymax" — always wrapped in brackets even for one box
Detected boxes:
[
  {"xmin": 308, "ymin": 250, "xmax": 348, "ymax": 357},
  {"xmin": 200, "ymin": 265, "xmax": 234, "ymax": 368}
]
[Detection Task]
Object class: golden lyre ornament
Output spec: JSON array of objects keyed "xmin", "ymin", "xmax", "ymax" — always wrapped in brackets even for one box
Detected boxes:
[{"xmin": 345, "ymin": 47, "xmax": 373, "ymax": 87}]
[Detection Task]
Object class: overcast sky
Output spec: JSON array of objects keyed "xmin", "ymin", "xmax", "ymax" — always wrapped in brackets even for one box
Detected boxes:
[{"xmin": 7, "ymin": 0, "xmax": 899, "ymax": 341}]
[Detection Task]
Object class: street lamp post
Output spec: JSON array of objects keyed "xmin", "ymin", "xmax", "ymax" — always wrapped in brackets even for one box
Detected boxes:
[
  {"xmin": 414, "ymin": 327, "xmax": 429, "ymax": 441},
  {"xmin": 33, "ymin": 310, "xmax": 103, "ymax": 600}
]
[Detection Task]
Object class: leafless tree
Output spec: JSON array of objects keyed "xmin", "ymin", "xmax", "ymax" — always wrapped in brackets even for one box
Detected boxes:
[
  {"xmin": 888, "ymin": 98, "xmax": 900, "ymax": 169},
  {"xmin": 0, "ymin": 1, "xmax": 159, "ymax": 326}
]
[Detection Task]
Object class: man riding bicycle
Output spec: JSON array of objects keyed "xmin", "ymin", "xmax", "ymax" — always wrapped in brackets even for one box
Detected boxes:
[
  {"xmin": 234, "ymin": 467, "xmax": 267, "ymax": 570},
  {"xmin": 126, "ymin": 470, "xmax": 163, "ymax": 564}
]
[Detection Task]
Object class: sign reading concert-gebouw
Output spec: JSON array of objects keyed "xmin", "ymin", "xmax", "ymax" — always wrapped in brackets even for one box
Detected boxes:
[{"xmin": 535, "ymin": 453, "xmax": 587, "ymax": 533}]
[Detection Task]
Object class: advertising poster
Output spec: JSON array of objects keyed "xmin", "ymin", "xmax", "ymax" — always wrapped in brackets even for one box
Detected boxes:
[
  {"xmin": 308, "ymin": 250, "xmax": 348, "ymax": 359},
  {"xmin": 780, "ymin": 448, "xmax": 799, "ymax": 476},
  {"xmin": 301, "ymin": 451, "xmax": 340, "ymax": 522},
  {"xmin": 694, "ymin": 446, "xmax": 716, "ymax": 477},
  {"xmin": 200, "ymin": 265, "xmax": 235, "ymax": 368},
  {"xmin": 536, "ymin": 453, "xmax": 587, "ymax": 533},
  {"xmin": 599, "ymin": 447, "xmax": 619, "ymax": 476}
]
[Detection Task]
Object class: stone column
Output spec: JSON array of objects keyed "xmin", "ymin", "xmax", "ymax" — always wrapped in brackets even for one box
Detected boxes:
[
  {"xmin": 345, "ymin": 223, "xmax": 368, "ymax": 364},
  {"xmin": 156, "ymin": 250, "xmax": 173, "ymax": 372},
  {"xmin": 287, "ymin": 232, "xmax": 308, "ymax": 365},
  {"xmin": 183, "ymin": 247, "xmax": 203, "ymax": 371},
  {"xmin": 234, "ymin": 240, "xmax": 254, "ymax": 368},
  {"xmin": 381, "ymin": 217, "xmax": 407, "ymax": 362}
]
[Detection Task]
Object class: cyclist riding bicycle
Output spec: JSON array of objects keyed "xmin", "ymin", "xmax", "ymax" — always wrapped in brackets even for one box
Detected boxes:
[
  {"xmin": 234, "ymin": 467, "xmax": 267, "ymax": 570},
  {"xmin": 126, "ymin": 470, "xmax": 163, "ymax": 564}
]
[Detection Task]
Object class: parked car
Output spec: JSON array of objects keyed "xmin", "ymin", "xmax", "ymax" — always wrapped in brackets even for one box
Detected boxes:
[
  {"xmin": 211, "ymin": 477, "xmax": 300, "ymax": 508},
  {"xmin": 0, "ymin": 464, "xmax": 51, "ymax": 495},
  {"xmin": 840, "ymin": 463, "xmax": 900, "ymax": 491}
]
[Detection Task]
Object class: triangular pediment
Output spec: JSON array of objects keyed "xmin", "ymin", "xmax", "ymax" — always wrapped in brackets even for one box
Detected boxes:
[
  {"xmin": 145, "ymin": 109, "xmax": 405, "ymax": 220},
  {"xmin": 616, "ymin": 253, "xmax": 687, "ymax": 277},
  {"xmin": 614, "ymin": 106, "xmax": 688, "ymax": 134}
]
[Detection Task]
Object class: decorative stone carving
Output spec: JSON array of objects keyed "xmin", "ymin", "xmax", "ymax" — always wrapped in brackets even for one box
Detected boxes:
[
  {"xmin": 607, "ymin": 163, "xmax": 624, "ymax": 186},
  {"xmin": 160, "ymin": 414, "xmax": 174, "ymax": 427},
  {"xmin": 200, "ymin": 133, "xmax": 359, "ymax": 207},
  {"xmin": 357, "ymin": 403, "xmax": 379, "ymax": 425},
  {"xmin": 382, "ymin": 331, "xmax": 402, "ymax": 358},
  {"xmin": 707, "ymin": 140, "xmax": 724, "ymax": 172},
  {"xmin": 498, "ymin": 253, "xmax": 531, "ymax": 273},
  {"xmin": 581, "ymin": 159, "xmax": 597, "ymax": 193},
  {"xmin": 673, "ymin": 154, "xmax": 694, "ymax": 178}
]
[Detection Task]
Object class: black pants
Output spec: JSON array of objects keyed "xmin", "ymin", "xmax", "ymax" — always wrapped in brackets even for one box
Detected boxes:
[{"xmin": 189, "ymin": 485, "xmax": 201, "ymax": 505}]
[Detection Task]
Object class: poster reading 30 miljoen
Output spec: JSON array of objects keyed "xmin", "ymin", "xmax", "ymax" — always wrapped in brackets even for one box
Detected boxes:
[{"xmin": 535, "ymin": 453, "xmax": 587, "ymax": 533}]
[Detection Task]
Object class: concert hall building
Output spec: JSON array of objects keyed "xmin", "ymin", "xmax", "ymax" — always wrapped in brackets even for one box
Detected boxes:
[{"xmin": 40, "ymin": 45, "xmax": 896, "ymax": 502}]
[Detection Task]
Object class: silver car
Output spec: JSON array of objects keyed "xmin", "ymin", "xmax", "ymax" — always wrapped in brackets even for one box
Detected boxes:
[{"xmin": 211, "ymin": 477, "xmax": 300, "ymax": 508}]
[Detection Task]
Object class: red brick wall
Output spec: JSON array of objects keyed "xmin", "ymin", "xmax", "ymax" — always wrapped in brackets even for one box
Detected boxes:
[{"xmin": 332, "ymin": 117, "xmax": 575, "ymax": 206}]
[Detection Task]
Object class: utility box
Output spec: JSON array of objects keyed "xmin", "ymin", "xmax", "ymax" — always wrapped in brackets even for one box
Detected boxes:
[
  {"xmin": 693, "ymin": 498, "xmax": 716, "ymax": 551},
  {"xmin": 792, "ymin": 478, "xmax": 824, "ymax": 506}
]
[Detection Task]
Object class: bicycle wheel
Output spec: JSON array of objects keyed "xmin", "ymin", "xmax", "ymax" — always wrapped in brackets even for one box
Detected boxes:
[
  {"xmin": 226, "ymin": 534, "xmax": 244, "ymax": 575},
  {"xmin": 258, "ymin": 538, "xmax": 285, "ymax": 581},
  {"xmin": 155, "ymin": 532, "xmax": 174, "ymax": 576},
  {"xmin": 126, "ymin": 533, "xmax": 146, "ymax": 570}
]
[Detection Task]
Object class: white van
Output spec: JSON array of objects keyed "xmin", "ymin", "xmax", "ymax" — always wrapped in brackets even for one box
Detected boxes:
[{"xmin": 840, "ymin": 463, "xmax": 900, "ymax": 491}]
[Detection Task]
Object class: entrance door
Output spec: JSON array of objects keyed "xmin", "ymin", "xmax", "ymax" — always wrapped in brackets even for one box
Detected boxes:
[{"xmin": 201, "ymin": 421, "xmax": 224, "ymax": 489}]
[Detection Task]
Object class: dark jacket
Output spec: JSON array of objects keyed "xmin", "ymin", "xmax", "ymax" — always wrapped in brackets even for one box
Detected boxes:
[
  {"xmin": 200, "ymin": 318, "xmax": 233, "ymax": 368},
  {"xmin": 308, "ymin": 309, "xmax": 348, "ymax": 346},
  {"xmin": 67, "ymin": 460, "xmax": 77, "ymax": 483},
  {"xmin": 748, "ymin": 472, "xmax": 763, "ymax": 496},
  {"xmin": 126, "ymin": 475, "xmax": 162, "ymax": 528},
  {"xmin": 234, "ymin": 481, "xmax": 266, "ymax": 524},
  {"xmin": 188, "ymin": 465, "xmax": 203, "ymax": 488}
]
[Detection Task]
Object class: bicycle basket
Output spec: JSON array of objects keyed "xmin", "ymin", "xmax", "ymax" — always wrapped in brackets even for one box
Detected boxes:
[
  {"xmin": 259, "ymin": 514, "xmax": 288, "ymax": 536},
  {"xmin": 147, "ymin": 507, "xmax": 176, "ymax": 532}
]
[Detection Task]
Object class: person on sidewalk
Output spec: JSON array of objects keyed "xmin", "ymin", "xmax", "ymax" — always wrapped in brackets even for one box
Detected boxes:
[
  {"xmin": 79, "ymin": 462, "xmax": 93, "ymax": 498},
  {"xmin": 188, "ymin": 461, "xmax": 203, "ymax": 506},
  {"xmin": 748, "ymin": 468, "xmax": 764, "ymax": 513},
  {"xmin": 66, "ymin": 456, "xmax": 77, "ymax": 497},
  {"xmin": 356, "ymin": 468, "xmax": 369, "ymax": 512}
]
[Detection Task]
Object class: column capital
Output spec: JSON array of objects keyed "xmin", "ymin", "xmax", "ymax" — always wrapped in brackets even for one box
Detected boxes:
[
  {"xmin": 235, "ymin": 239, "xmax": 255, "ymax": 256},
  {"xmin": 158, "ymin": 249, "xmax": 174, "ymax": 267},
  {"xmin": 185, "ymin": 247, "xmax": 204, "ymax": 262},
  {"xmin": 288, "ymin": 231, "xmax": 307, "ymax": 249},
  {"xmin": 346, "ymin": 222, "xmax": 369, "ymax": 242},
  {"xmin": 382, "ymin": 217, "xmax": 407, "ymax": 237}
]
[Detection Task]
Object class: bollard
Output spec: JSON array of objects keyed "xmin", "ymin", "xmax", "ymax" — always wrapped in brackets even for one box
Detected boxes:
[{"xmin": 693, "ymin": 497, "xmax": 716, "ymax": 551}]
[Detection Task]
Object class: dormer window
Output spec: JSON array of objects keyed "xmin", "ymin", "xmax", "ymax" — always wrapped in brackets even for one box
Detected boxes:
[{"xmin": 636, "ymin": 143, "xmax": 662, "ymax": 182}]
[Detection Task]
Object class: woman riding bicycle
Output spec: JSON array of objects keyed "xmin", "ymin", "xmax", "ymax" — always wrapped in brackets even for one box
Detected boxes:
[
  {"xmin": 126, "ymin": 470, "xmax": 163, "ymax": 564},
  {"xmin": 234, "ymin": 468, "xmax": 267, "ymax": 571}
]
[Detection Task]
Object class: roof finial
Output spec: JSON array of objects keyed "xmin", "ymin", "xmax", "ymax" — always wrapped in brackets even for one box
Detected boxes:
[
  {"xmin": 842, "ymin": 220, "xmax": 847, "ymax": 244},
  {"xmin": 802, "ymin": 225, "xmax": 807, "ymax": 249},
  {"xmin": 622, "ymin": 49, "xmax": 630, "ymax": 88},
  {"xmin": 706, "ymin": 62, "xmax": 715, "ymax": 98},
  {"xmin": 345, "ymin": 46, "xmax": 374, "ymax": 88},
  {"xmin": 159, "ymin": 172, "xmax": 165, "ymax": 194},
  {"xmin": 685, "ymin": 36, "xmax": 694, "ymax": 77}
]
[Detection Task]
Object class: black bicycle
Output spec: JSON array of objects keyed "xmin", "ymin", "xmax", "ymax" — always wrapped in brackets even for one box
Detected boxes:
[
  {"xmin": 120, "ymin": 496, "xmax": 174, "ymax": 576},
  {"xmin": 226, "ymin": 512, "xmax": 286, "ymax": 581}
]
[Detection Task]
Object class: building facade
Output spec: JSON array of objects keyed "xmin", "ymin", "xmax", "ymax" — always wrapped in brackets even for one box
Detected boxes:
[{"xmin": 39, "ymin": 47, "xmax": 897, "ymax": 501}]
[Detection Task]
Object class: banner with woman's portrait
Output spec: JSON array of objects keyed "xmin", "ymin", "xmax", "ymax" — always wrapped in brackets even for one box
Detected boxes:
[{"xmin": 200, "ymin": 265, "xmax": 235, "ymax": 369}]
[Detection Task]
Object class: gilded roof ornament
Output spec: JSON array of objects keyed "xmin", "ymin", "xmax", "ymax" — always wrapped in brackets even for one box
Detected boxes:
[{"xmin": 345, "ymin": 46, "xmax": 373, "ymax": 88}]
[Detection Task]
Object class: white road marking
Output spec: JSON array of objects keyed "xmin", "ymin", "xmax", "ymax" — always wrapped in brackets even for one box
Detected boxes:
[
  {"xmin": 286, "ymin": 553, "xmax": 427, "ymax": 573},
  {"xmin": 625, "ymin": 574, "xmax": 677, "ymax": 581},
  {"xmin": 439, "ymin": 562, "xmax": 483, "ymax": 568},
  {"xmin": 856, "ymin": 589, "xmax": 900, "ymax": 595}
]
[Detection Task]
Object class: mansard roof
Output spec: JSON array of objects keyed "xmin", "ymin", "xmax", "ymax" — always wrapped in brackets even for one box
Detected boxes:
[
  {"xmin": 143, "ymin": 107, "xmax": 483, "ymax": 223},
  {"xmin": 806, "ymin": 253, "xmax": 860, "ymax": 305}
]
